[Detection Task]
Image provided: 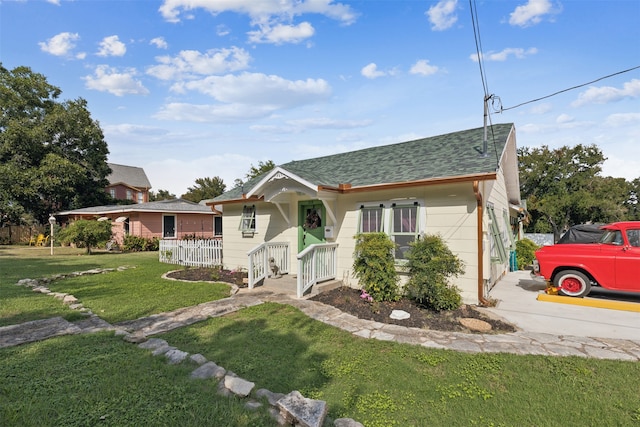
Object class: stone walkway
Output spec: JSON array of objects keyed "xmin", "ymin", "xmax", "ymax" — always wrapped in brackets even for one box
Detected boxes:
[{"xmin": 3, "ymin": 280, "xmax": 640, "ymax": 360}]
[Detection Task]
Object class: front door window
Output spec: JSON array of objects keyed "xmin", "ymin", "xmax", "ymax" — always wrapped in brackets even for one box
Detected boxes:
[{"xmin": 299, "ymin": 201, "xmax": 324, "ymax": 251}]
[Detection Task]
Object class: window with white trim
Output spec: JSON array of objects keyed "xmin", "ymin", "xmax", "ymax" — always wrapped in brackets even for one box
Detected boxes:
[
  {"xmin": 126, "ymin": 189, "xmax": 133, "ymax": 200},
  {"xmin": 391, "ymin": 203, "xmax": 419, "ymax": 260},
  {"xmin": 239, "ymin": 205, "xmax": 256, "ymax": 233},
  {"xmin": 137, "ymin": 191, "xmax": 144, "ymax": 203},
  {"xmin": 359, "ymin": 204, "xmax": 384, "ymax": 233}
]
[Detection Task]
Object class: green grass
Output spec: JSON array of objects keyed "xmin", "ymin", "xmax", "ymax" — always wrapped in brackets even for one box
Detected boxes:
[
  {"xmin": 0, "ymin": 332, "xmax": 276, "ymax": 426},
  {"xmin": 160, "ymin": 303, "xmax": 640, "ymax": 427},
  {"xmin": 0, "ymin": 246, "xmax": 230, "ymax": 326}
]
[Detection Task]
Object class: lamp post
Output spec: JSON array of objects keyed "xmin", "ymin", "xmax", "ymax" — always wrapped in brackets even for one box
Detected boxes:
[{"xmin": 48, "ymin": 215, "xmax": 56, "ymax": 256}]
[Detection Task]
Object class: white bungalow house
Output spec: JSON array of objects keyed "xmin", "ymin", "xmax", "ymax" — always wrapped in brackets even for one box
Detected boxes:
[{"xmin": 207, "ymin": 123, "xmax": 523, "ymax": 304}]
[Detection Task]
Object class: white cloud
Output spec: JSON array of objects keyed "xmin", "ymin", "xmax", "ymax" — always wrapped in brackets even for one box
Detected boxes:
[
  {"xmin": 158, "ymin": 0, "xmax": 356, "ymax": 44},
  {"xmin": 38, "ymin": 32, "xmax": 80, "ymax": 56},
  {"xmin": 150, "ymin": 37, "xmax": 168, "ymax": 49},
  {"xmin": 155, "ymin": 72, "xmax": 332, "ymax": 122},
  {"xmin": 83, "ymin": 65, "xmax": 149, "ymax": 96},
  {"xmin": 605, "ymin": 112, "xmax": 640, "ymax": 127},
  {"xmin": 556, "ymin": 113, "xmax": 573, "ymax": 124},
  {"xmin": 147, "ymin": 47, "xmax": 251, "ymax": 80},
  {"xmin": 409, "ymin": 59, "xmax": 439, "ymax": 76},
  {"xmin": 97, "ymin": 35, "xmax": 126, "ymax": 57},
  {"xmin": 177, "ymin": 72, "xmax": 331, "ymax": 107},
  {"xmin": 153, "ymin": 102, "xmax": 277, "ymax": 122},
  {"xmin": 572, "ymin": 79, "xmax": 640, "ymax": 107},
  {"xmin": 361, "ymin": 63, "xmax": 386, "ymax": 79},
  {"xmin": 46, "ymin": 0, "xmax": 61, "ymax": 5},
  {"xmin": 509, "ymin": 0, "xmax": 558, "ymax": 27},
  {"xmin": 426, "ymin": 0, "xmax": 458, "ymax": 31},
  {"xmin": 247, "ymin": 21, "xmax": 315, "ymax": 44},
  {"xmin": 529, "ymin": 103, "xmax": 552, "ymax": 114},
  {"xmin": 286, "ymin": 117, "xmax": 372, "ymax": 129},
  {"xmin": 471, "ymin": 47, "xmax": 538, "ymax": 62},
  {"xmin": 217, "ymin": 24, "xmax": 231, "ymax": 36}
]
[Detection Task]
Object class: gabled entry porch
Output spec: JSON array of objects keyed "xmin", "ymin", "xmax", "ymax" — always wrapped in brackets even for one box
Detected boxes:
[{"xmin": 246, "ymin": 241, "xmax": 341, "ymax": 298}]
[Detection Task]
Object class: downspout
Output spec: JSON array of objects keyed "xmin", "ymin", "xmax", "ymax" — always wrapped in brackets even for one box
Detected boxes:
[{"xmin": 474, "ymin": 181, "xmax": 491, "ymax": 306}]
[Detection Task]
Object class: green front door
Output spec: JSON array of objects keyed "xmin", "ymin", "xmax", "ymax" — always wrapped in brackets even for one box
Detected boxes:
[{"xmin": 298, "ymin": 201, "xmax": 325, "ymax": 251}]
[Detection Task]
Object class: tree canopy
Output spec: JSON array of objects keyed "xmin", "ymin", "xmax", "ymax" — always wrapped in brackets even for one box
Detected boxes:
[
  {"xmin": 0, "ymin": 64, "xmax": 110, "ymax": 225},
  {"xmin": 149, "ymin": 189, "xmax": 177, "ymax": 202},
  {"xmin": 181, "ymin": 177, "xmax": 226, "ymax": 202},
  {"xmin": 518, "ymin": 144, "xmax": 633, "ymax": 241},
  {"xmin": 233, "ymin": 160, "xmax": 276, "ymax": 188}
]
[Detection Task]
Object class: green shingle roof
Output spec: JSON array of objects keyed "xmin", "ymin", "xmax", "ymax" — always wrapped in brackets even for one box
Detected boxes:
[{"xmin": 214, "ymin": 123, "xmax": 513, "ymax": 202}]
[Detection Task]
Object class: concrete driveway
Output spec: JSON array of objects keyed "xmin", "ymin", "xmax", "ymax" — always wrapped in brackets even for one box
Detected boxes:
[{"xmin": 485, "ymin": 270, "xmax": 640, "ymax": 341}]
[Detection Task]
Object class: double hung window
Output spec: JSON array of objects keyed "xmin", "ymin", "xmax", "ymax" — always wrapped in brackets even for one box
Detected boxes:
[
  {"xmin": 391, "ymin": 204, "xmax": 419, "ymax": 259},
  {"xmin": 239, "ymin": 205, "xmax": 256, "ymax": 233},
  {"xmin": 359, "ymin": 205, "xmax": 384, "ymax": 233}
]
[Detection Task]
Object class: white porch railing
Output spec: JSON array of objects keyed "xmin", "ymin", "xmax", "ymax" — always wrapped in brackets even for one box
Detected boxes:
[
  {"xmin": 297, "ymin": 243, "xmax": 338, "ymax": 298},
  {"xmin": 247, "ymin": 242, "xmax": 290, "ymax": 289},
  {"xmin": 159, "ymin": 239, "xmax": 223, "ymax": 267}
]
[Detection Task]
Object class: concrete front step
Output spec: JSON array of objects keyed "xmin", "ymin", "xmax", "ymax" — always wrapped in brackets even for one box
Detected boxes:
[{"xmin": 261, "ymin": 275, "xmax": 342, "ymax": 298}]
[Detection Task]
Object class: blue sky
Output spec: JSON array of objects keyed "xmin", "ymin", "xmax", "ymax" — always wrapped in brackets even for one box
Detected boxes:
[{"xmin": 1, "ymin": 0, "xmax": 639, "ymax": 196}]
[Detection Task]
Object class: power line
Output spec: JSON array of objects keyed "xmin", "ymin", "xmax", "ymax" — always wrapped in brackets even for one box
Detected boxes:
[
  {"xmin": 469, "ymin": 0, "xmax": 489, "ymax": 97},
  {"xmin": 500, "ymin": 65, "xmax": 640, "ymax": 112}
]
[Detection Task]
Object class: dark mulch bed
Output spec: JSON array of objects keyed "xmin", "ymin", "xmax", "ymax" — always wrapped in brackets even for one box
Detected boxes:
[
  {"xmin": 166, "ymin": 267, "xmax": 516, "ymax": 334},
  {"xmin": 311, "ymin": 287, "xmax": 517, "ymax": 334},
  {"xmin": 166, "ymin": 267, "xmax": 247, "ymax": 286}
]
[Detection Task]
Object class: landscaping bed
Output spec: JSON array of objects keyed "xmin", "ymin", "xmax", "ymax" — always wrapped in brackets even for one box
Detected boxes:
[{"xmin": 167, "ymin": 267, "xmax": 516, "ymax": 334}]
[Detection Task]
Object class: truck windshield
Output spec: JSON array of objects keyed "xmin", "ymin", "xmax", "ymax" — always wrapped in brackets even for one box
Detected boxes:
[{"xmin": 600, "ymin": 230, "xmax": 623, "ymax": 245}]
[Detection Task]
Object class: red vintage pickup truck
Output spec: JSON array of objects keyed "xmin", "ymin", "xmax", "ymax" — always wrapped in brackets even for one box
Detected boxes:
[{"xmin": 532, "ymin": 221, "xmax": 640, "ymax": 297}]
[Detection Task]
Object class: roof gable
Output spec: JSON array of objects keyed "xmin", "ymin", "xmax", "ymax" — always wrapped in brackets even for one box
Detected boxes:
[{"xmin": 107, "ymin": 163, "xmax": 152, "ymax": 189}]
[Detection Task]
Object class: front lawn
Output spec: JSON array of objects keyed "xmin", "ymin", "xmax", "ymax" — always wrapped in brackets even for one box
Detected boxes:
[
  {"xmin": 0, "ymin": 246, "xmax": 229, "ymax": 326},
  {"xmin": 160, "ymin": 303, "xmax": 640, "ymax": 427},
  {"xmin": 2, "ymin": 246, "xmax": 639, "ymax": 426},
  {"xmin": 0, "ymin": 332, "xmax": 276, "ymax": 426}
]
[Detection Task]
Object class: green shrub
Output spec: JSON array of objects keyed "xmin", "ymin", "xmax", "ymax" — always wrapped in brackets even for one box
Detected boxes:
[
  {"xmin": 404, "ymin": 234, "xmax": 464, "ymax": 311},
  {"xmin": 515, "ymin": 238, "xmax": 539, "ymax": 269},
  {"xmin": 57, "ymin": 219, "xmax": 112, "ymax": 254},
  {"xmin": 122, "ymin": 235, "xmax": 159, "ymax": 252},
  {"xmin": 352, "ymin": 233, "xmax": 399, "ymax": 302}
]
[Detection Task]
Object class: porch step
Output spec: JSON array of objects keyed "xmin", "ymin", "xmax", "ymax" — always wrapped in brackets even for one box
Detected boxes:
[{"xmin": 261, "ymin": 275, "xmax": 343, "ymax": 298}]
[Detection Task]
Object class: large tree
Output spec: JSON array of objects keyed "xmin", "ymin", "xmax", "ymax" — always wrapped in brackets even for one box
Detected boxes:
[
  {"xmin": 181, "ymin": 177, "xmax": 226, "ymax": 202},
  {"xmin": 518, "ymin": 144, "xmax": 632, "ymax": 241},
  {"xmin": 0, "ymin": 64, "xmax": 110, "ymax": 224}
]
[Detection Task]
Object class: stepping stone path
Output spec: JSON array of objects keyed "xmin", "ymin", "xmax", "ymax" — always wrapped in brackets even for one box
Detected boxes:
[{"xmin": 5, "ymin": 266, "xmax": 640, "ymax": 426}]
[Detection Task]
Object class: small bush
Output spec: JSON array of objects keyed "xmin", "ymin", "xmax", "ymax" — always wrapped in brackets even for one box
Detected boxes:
[
  {"xmin": 123, "ymin": 235, "xmax": 159, "ymax": 252},
  {"xmin": 515, "ymin": 238, "xmax": 539, "ymax": 269},
  {"xmin": 404, "ymin": 234, "xmax": 464, "ymax": 311},
  {"xmin": 353, "ymin": 233, "xmax": 399, "ymax": 302},
  {"xmin": 58, "ymin": 219, "xmax": 112, "ymax": 254}
]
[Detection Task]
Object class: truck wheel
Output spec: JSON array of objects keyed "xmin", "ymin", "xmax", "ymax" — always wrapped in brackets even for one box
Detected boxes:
[{"xmin": 554, "ymin": 270, "xmax": 591, "ymax": 297}]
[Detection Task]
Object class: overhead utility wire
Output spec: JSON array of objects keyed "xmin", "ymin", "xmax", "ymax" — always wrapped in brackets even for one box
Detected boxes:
[
  {"xmin": 500, "ymin": 65, "xmax": 640, "ymax": 112},
  {"xmin": 469, "ymin": 0, "xmax": 489, "ymax": 97},
  {"xmin": 469, "ymin": 0, "xmax": 500, "ymax": 165}
]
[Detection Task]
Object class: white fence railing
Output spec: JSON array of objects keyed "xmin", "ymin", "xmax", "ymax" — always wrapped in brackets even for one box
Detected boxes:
[
  {"xmin": 247, "ymin": 242, "xmax": 290, "ymax": 289},
  {"xmin": 297, "ymin": 243, "xmax": 338, "ymax": 298},
  {"xmin": 159, "ymin": 239, "xmax": 223, "ymax": 267}
]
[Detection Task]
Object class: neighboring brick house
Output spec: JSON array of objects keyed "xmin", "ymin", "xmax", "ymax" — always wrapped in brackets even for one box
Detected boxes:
[
  {"xmin": 56, "ymin": 199, "xmax": 221, "ymax": 245},
  {"xmin": 106, "ymin": 163, "xmax": 152, "ymax": 203}
]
